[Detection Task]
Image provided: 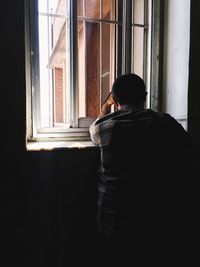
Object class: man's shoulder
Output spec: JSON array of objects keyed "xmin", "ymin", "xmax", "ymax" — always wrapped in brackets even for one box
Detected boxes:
[
  {"xmin": 93, "ymin": 110, "xmax": 123, "ymax": 126},
  {"xmin": 94, "ymin": 108, "xmax": 153, "ymax": 125},
  {"xmin": 91, "ymin": 108, "xmax": 187, "ymax": 132}
]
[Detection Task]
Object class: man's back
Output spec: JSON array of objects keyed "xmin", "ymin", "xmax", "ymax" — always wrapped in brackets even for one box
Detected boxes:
[
  {"xmin": 89, "ymin": 73, "xmax": 197, "ymax": 265},
  {"xmin": 90, "ymin": 106, "xmax": 192, "ymax": 243}
]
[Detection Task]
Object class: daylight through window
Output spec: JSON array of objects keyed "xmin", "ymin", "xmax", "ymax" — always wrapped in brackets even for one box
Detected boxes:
[{"xmin": 25, "ymin": 0, "xmax": 161, "ymax": 141}]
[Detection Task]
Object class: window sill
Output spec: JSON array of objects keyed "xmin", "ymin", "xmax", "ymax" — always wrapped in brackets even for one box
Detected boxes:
[{"xmin": 26, "ymin": 140, "xmax": 97, "ymax": 151}]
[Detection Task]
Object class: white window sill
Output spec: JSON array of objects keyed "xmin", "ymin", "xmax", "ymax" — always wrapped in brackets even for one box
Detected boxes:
[{"xmin": 26, "ymin": 140, "xmax": 97, "ymax": 151}]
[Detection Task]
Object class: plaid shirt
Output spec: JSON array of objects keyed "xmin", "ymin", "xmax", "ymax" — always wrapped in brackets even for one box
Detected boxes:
[
  {"xmin": 89, "ymin": 105, "xmax": 191, "ymax": 238},
  {"xmin": 89, "ymin": 105, "xmax": 153, "ymax": 237},
  {"xmin": 90, "ymin": 105, "xmax": 145, "ymax": 146}
]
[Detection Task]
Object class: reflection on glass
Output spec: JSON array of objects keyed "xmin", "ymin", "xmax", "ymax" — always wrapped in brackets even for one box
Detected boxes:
[
  {"xmin": 134, "ymin": 0, "xmax": 144, "ymax": 24},
  {"xmin": 38, "ymin": 0, "xmax": 70, "ymax": 127},
  {"xmin": 77, "ymin": 1, "xmax": 118, "ymax": 118},
  {"xmin": 78, "ymin": 0, "xmax": 83, "ymax": 16},
  {"xmin": 101, "ymin": 75, "xmax": 110, "ymax": 105},
  {"xmin": 133, "ymin": 27, "xmax": 144, "ymax": 78},
  {"xmin": 102, "ymin": 23, "xmax": 110, "ymax": 74},
  {"xmin": 38, "ymin": 0, "xmax": 126, "ymax": 127},
  {"xmin": 103, "ymin": 0, "xmax": 111, "ymax": 19},
  {"xmin": 85, "ymin": 0, "xmax": 100, "ymax": 18}
]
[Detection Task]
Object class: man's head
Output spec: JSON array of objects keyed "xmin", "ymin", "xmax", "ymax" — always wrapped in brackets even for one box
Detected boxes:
[{"xmin": 112, "ymin": 73, "xmax": 147, "ymax": 107}]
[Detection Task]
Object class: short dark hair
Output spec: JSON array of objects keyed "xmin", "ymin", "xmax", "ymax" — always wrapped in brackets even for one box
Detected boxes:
[{"xmin": 112, "ymin": 73, "xmax": 147, "ymax": 105}]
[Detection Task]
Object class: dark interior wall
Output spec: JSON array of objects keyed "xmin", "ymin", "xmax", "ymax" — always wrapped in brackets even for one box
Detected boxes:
[
  {"xmin": 1, "ymin": 1, "xmax": 100, "ymax": 266},
  {"xmin": 3, "ymin": 149, "xmax": 100, "ymax": 267}
]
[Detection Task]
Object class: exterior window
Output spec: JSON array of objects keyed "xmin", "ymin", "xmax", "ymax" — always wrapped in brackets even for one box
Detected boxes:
[{"xmin": 25, "ymin": 0, "xmax": 162, "ymax": 142}]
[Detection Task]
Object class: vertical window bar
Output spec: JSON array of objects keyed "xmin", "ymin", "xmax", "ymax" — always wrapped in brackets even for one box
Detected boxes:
[
  {"xmin": 115, "ymin": 0, "xmax": 119, "ymax": 77},
  {"xmin": 122, "ymin": 0, "xmax": 126, "ymax": 74},
  {"xmin": 30, "ymin": 0, "xmax": 41, "ymax": 135},
  {"xmin": 25, "ymin": 0, "xmax": 33, "ymax": 139},
  {"xmin": 83, "ymin": 0, "xmax": 87, "ymax": 118},
  {"xmin": 83, "ymin": 0, "xmax": 86, "ymax": 16},
  {"xmin": 47, "ymin": 0, "xmax": 53, "ymax": 127},
  {"xmin": 79, "ymin": 0, "xmax": 87, "ymax": 119},
  {"xmin": 150, "ymin": 0, "xmax": 163, "ymax": 111},
  {"xmin": 143, "ymin": 0, "xmax": 149, "ymax": 83},
  {"xmin": 111, "ymin": 0, "xmax": 113, "ymax": 20},
  {"xmin": 146, "ymin": 0, "xmax": 152, "ymax": 108},
  {"xmin": 100, "ymin": 0, "xmax": 103, "ymax": 106},
  {"xmin": 116, "ymin": 0, "xmax": 123, "ymax": 77},
  {"xmin": 124, "ymin": 0, "xmax": 132, "ymax": 74},
  {"xmin": 113, "ymin": 0, "xmax": 117, "ymax": 80},
  {"xmin": 131, "ymin": 0, "xmax": 135, "ymax": 74},
  {"xmin": 70, "ymin": 0, "xmax": 78, "ymax": 127}
]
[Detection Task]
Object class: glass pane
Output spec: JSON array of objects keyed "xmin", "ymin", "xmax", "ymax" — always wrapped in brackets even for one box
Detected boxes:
[
  {"xmin": 87, "ymin": 22, "xmax": 100, "ymax": 117},
  {"xmin": 78, "ymin": 0, "xmax": 83, "ymax": 16},
  {"xmin": 85, "ymin": 0, "xmax": 100, "ymax": 19},
  {"xmin": 78, "ymin": 18, "xmax": 86, "ymax": 118},
  {"xmin": 133, "ymin": 26, "xmax": 144, "ymax": 78},
  {"xmin": 133, "ymin": 0, "xmax": 144, "ymax": 25},
  {"xmin": 54, "ymin": 68, "xmax": 64, "ymax": 123},
  {"xmin": 77, "ymin": 4, "xmax": 116, "ymax": 119},
  {"xmin": 102, "ymin": 23, "xmax": 110, "ymax": 74},
  {"xmin": 103, "ymin": 0, "xmax": 111, "ymax": 19},
  {"xmin": 38, "ymin": 0, "xmax": 70, "ymax": 127},
  {"xmin": 33, "ymin": 0, "xmax": 152, "ymax": 130},
  {"xmin": 51, "ymin": 17, "xmax": 66, "ymax": 50},
  {"xmin": 110, "ymin": 0, "xmax": 116, "ymax": 21},
  {"xmin": 38, "ymin": 0, "xmax": 118, "ymax": 126},
  {"xmin": 38, "ymin": 11, "xmax": 53, "ymax": 127},
  {"xmin": 38, "ymin": 0, "xmax": 53, "ymax": 13},
  {"xmin": 49, "ymin": 0, "xmax": 68, "ymax": 16},
  {"xmin": 101, "ymin": 22, "xmax": 114, "ymax": 107},
  {"xmin": 85, "ymin": 22, "xmax": 100, "ymax": 117},
  {"xmin": 101, "ymin": 75, "xmax": 110, "ymax": 105},
  {"xmin": 96, "ymin": 0, "xmax": 123, "ymax": 21}
]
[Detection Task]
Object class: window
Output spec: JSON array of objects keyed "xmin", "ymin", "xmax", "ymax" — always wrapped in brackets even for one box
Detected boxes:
[{"xmin": 25, "ymin": 0, "xmax": 162, "ymax": 145}]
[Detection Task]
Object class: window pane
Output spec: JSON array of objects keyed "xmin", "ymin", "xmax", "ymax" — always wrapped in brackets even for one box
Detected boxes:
[
  {"xmin": 38, "ymin": 0, "xmax": 119, "ymax": 128},
  {"xmin": 101, "ymin": 75, "xmax": 110, "ymax": 105},
  {"xmin": 103, "ymin": 0, "xmax": 111, "ymax": 19},
  {"xmin": 38, "ymin": 10, "xmax": 54, "ymax": 127},
  {"xmin": 101, "ymin": 22, "xmax": 111, "ymax": 105},
  {"xmin": 39, "ymin": 0, "xmax": 58, "ymax": 13},
  {"xmin": 78, "ymin": 0, "xmax": 83, "ymax": 16},
  {"xmin": 78, "ymin": 20, "xmax": 101, "ymax": 118},
  {"xmin": 85, "ymin": 0, "xmax": 100, "ymax": 18},
  {"xmin": 38, "ymin": 0, "xmax": 70, "ymax": 127},
  {"xmin": 102, "ymin": 23, "xmax": 110, "ymax": 74},
  {"xmin": 77, "ymin": 19, "xmax": 86, "ymax": 118},
  {"xmin": 77, "ymin": 2, "xmax": 117, "ymax": 119},
  {"xmin": 49, "ymin": 0, "xmax": 68, "ymax": 16},
  {"xmin": 54, "ymin": 68, "xmax": 64, "ymax": 123},
  {"xmin": 133, "ymin": 26, "xmax": 144, "ymax": 78},
  {"xmin": 85, "ymin": 22, "xmax": 100, "ymax": 117},
  {"xmin": 34, "ymin": 0, "xmax": 150, "ymax": 131},
  {"xmin": 133, "ymin": 0, "xmax": 144, "ymax": 25}
]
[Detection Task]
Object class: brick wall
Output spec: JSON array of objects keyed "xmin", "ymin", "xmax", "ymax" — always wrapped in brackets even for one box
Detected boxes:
[{"xmin": 54, "ymin": 68, "xmax": 63, "ymax": 123}]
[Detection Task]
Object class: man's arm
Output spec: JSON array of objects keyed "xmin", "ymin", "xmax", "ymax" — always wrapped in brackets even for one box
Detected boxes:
[
  {"xmin": 98, "ymin": 92, "xmax": 117, "ymax": 118},
  {"xmin": 89, "ymin": 119, "xmax": 99, "ymax": 145},
  {"xmin": 89, "ymin": 92, "xmax": 116, "ymax": 144}
]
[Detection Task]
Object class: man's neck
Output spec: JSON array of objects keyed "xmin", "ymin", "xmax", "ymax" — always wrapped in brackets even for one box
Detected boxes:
[{"xmin": 119, "ymin": 103, "xmax": 145, "ymax": 110}]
